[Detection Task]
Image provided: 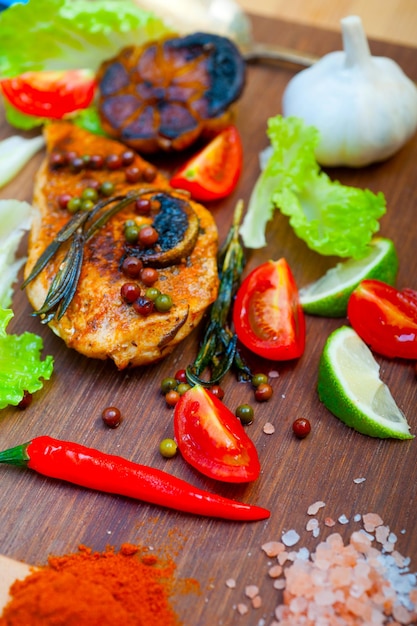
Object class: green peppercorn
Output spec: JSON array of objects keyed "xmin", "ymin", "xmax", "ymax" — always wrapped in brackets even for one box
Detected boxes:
[
  {"xmin": 176, "ymin": 382, "xmax": 191, "ymax": 396},
  {"xmin": 124, "ymin": 224, "xmax": 139, "ymax": 244},
  {"xmin": 159, "ymin": 438, "xmax": 178, "ymax": 458},
  {"xmin": 160, "ymin": 377, "xmax": 178, "ymax": 394},
  {"xmin": 235, "ymin": 403, "xmax": 254, "ymax": 425},
  {"xmin": 252, "ymin": 373, "xmax": 269, "ymax": 387},
  {"xmin": 145, "ymin": 287, "xmax": 161, "ymax": 301},
  {"xmin": 155, "ymin": 293, "xmax": 173, "ymax": 312},
  {"xmin": 99, "ymin": 181, "xmax": 115, "ymax": 197},
  {"xmin": 80, "ymin": 199, "xmax": 95, "ymax": 212},
  {"xmin": 67, "ymin": 197, "xmax": 82, "ymax": 213},
  {"xmin": 81, "ymin": 187, "xmax": 99, "ymax": 203}
]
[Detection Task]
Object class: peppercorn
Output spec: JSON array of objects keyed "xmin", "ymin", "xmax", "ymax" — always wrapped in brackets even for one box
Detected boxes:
[
  {"xmin": 159, "ymin": 438, "xmax": 178, "ymax": 458},
  {"xmin": 102, "ymin": 406, "xmax": 122, "ymax": 428},
  {"xmin": 292, "ymin": 418, "xmax": 311, "ymax": 439},
  {"xmin": 235, "ymin": 404, "xmax": 254, "ymax": 425},
  {"xmin": 254, "ymin": 383, "xmax": 273, "ymax": 402}
]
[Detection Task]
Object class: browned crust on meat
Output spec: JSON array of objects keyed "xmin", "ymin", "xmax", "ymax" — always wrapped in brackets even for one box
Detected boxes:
[{"xmin": 25, "ymin": 122, "xmax": 219, "ymax": 369}]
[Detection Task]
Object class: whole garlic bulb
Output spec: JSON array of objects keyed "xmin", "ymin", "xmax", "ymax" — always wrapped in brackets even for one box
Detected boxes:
[{"xmin": 282, "ymin": 15, "xmax": 417, "ymax": 167}]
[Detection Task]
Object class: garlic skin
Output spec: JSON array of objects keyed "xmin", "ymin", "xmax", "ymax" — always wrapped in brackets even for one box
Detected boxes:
[{"xmin": 282, "ymin": 15, "xmax": 417, "ymax": 167}]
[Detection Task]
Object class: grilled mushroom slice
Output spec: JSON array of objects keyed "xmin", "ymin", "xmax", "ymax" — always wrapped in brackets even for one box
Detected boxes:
[{"xmin": 97, "ymin": 32, "xmax": 246, "ymax": 153}]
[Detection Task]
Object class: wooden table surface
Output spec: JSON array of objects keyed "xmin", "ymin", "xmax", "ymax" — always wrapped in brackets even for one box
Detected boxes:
[{"xmin": 1, "ymin": 14, "xmax": 417, "ymax": 624}]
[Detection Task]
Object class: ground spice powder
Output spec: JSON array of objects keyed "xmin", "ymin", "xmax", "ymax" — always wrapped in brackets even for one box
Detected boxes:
[{"xmin": 0, "ymin": 543, "xmax": 196, "ymax": 626}]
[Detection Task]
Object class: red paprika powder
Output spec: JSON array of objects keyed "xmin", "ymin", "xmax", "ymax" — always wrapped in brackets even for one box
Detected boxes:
[{"xmin": 0, "ymin": 543, "xmax": 198, "ymax": 626}]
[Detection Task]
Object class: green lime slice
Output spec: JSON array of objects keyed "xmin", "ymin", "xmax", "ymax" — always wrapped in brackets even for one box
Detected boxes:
[
  {"xmin": 299, "ymin": 237, "xmax": 399, "ymax": 317},
  {"xmin": 318, "ymin": 326, "xmax": 413, "ymax": 439}
]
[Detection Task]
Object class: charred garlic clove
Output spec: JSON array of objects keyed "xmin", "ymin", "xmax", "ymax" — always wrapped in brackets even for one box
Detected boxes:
[{"xmin": 282, "ymin": 15, "xmax": 417, "ymax": 167}]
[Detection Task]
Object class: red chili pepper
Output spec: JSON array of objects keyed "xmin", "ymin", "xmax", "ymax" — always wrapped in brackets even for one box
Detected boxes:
[{"xmin": 0, "ymin": 436, "xmax": 269, "ymax": 522}]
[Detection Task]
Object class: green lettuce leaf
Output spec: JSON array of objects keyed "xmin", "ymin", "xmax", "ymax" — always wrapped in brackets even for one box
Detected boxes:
[
  {"xmin": 0, "ymin": 308, "xmax": 54, "ymax": 409},
  {"xmin": 0, "ymin": 0, "xmax": 172, "ymax": 77},
  {"xmin": 240, "ymin": 116, "xmax": 386, "ymax": 258}
]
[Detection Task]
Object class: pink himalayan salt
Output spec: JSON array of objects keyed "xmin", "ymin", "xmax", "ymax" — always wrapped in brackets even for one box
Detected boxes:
[{"xmin": 261, "ymin": 541, "xmax": 286, "ymax": 558}]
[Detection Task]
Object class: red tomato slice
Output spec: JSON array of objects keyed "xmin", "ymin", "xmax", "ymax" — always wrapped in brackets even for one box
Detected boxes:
[
  {"xmin": 347, "ymin": 279, "xmax": 417, "ymax": 359},
  {"xmin": 169, "ymin": 126, "xmax": 243, "ymax": 201},
  {"xmin": 1, "ymin": 70, "xmax": 96, "ymax": 119},
  {"xmin": 233, "ymin": 258, "xmax": 305, "ymax": 361},
  {"xmin": 173, "ymin": 385, "xmax": 260, "ymax": 483}
]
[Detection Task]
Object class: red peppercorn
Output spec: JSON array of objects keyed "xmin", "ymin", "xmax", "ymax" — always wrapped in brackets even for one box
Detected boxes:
[
  {"xmin": 142, "ymin": 165, "xmax": 157, "ymax": 182},
  {"xmin": 125, "ymin": 166, "xmax": 142, "ymax": 184},
  {"xmin": 121, "ymin": 256, "xmax": 143, "ymax": 278},
  {"xmin": 133, "ymin": 296, "xmax": 155, "ymax": 316},
  {"xmin": 254, "ymin": 383, "xmax": 273, "ymax": 402},
  {"xmin": 70, "ymin": 156, "xmax": 85, "ymax": 173},
  {"xmin": 292, "ymin": 418, "xmax": 311, "ymax": 439},
  {"xmin": 138, "ymin": 226, "xmax": 159, "ymax": 247},
  {"xmin": 102, "ymin": 406, "xmax": 122, "ymax": 428},
  {"xmin": 165, "ymin": 390, "xmax": 180, "ymax": 407},
  {"xmin": 49, "ymin": 152, "xmax": 67, "ymax": 169},
  {"xmin": 121, "ymin": 150, "xmax": 135, "ymax": 166},
  {"xmin": 88, "ymin": 155, "xmax": 105, "ymax": 170},
  {"xmin": 105, "ymin": 153, "xmax": 123, "ymax": 170},
  {"xmin": 57, "ymin": 193, "xmax": 72, "ymax": 210},
  {"xmin": 121, "ymin": 282, "xmax": 141, "ymax": 303},
  {"xmin": 209, "ymin": 385, "xmax": 225, "ymax": 400},
  {"xmin": 135, "ymin": 198, "xmax": 152, "ymax": 215},
  {"xmin": 139, "ymin": 267, "xmax": 158, "ymax": 286},
  {"xmin": 175, "ymin": 369, "xmax": 187, "ymax": 383}
]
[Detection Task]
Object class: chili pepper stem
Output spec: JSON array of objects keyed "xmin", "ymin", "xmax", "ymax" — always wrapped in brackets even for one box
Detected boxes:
[{"xmin": 0, "ymin": 442, "xmax": 30, "ymax": 466}]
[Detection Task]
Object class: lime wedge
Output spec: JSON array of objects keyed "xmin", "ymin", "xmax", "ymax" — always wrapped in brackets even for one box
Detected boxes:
[
  {"xmin": 299, "ymin": 237, "xmax": 398, "ymax": 317},
  {"xmin": 318, "ymin": 326, "xmax": 413, "ymax": 439}
]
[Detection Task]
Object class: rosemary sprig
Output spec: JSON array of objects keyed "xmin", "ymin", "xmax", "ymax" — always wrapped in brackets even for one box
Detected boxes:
[
  {"xmin": 186, "ymin": 200, "xmax": 252, "ymax": 387},
  {"xmin": 22, "ymin": 189, "xmax": 160, "ymax": 323}
]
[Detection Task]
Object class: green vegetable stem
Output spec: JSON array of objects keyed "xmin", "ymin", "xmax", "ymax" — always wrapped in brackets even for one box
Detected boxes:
[{"xmin": 186, "ymin": 200, "xmax": 252, "ymax": 387}]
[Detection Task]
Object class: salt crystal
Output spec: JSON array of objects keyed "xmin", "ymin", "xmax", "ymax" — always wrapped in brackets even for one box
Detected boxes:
[
  {"xmin": 225, "ymin": 578, "xmax": 236, "ymax": 589},
  {"xmin": 338, "ymin": 514, "xmax": 349, "ymax": 524},
  {"xmin": 353, "ymin": 513, "xmax": 362, "ymax": 522},
  {"xmin": 281, "ymin": 394, "xmax": 286, "ymax": 399},
  {"xmin": 268, "ymin": 564, "xmax": 283, "ymax": 578},
  {"xmin": 375, "ymin": 525, "xmax": 390, "ymax": 544},
  {"xmin": 236, "ymin": 603, "xmax": 248, "ymax": 615},
  {"xmin": 307, "ymin": 501, "xmax": 326, "ymax": 515},
  {"xmin": 282, "ymin": 529, "xmax": 300, "ymax": 547},
  {"xmin": 362, "ymin": 512, "xmax": 384, "ymax": 532},
  {"xmin": 353, "ymin": 477, "xmax": 366, "ymax": 484},
  {"xmin": 261, "ymin": 541, "xmax": 285, "ymax": 558},
  {"xmin": 245, "ymin": 584, "xmax": 259, "ymax": 599},
  {"xmin": 268, "ymin": 370, "xmax": 279, "ymax": 378},
  {"xmin": 263, "ymin": 422, "xmax": 275, "ymax": 434},
  {"xmin": 251, "ymin": 595, "xmax": 262, "ymax": 609},
  {"xmin": 273, "ymin": 578, "xmax": 286, "ymax": 590},
  {"xmin": 324, "ymin": 517, "xmax": 336, "ymax": 527},
  {"xmin": 313, "ymin": 526, "xmax": 320, "ymax": 538},
  {"xmin": 306, "ymin": 518, "xmax": 319, "ymax": 531}
]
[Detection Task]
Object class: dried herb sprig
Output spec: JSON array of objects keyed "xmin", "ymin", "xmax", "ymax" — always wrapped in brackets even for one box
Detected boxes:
[
  {"xmin": 22, "ymin": 188, "xmax": 161, "ymax": 323},
  {"xmin": 186, "ymin": 200, "xmax": 252, "ymax": 386}
]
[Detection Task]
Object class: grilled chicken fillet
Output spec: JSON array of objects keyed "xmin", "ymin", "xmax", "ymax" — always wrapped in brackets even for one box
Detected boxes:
[{"xmin": 24, "ymin": 122, "xmax": 219, "ymax": 369}]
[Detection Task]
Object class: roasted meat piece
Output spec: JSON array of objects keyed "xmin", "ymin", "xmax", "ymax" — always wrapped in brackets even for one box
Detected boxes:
[
  {"xmin": 24, "ymin": 122, "xmax": 219, "ymax": 369},
  {"xmin": 97, "ymin": 32, "xmax": 246, "ymax": 153}
]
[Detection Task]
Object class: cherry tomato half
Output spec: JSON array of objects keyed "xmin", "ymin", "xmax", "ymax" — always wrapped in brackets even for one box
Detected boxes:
[
  {"xmin": 233, "ymin": 258, "xmax": 305, "ymax": 361},
  {"xmin": 1, "ymin": 70, "xmax": 96, "ymax": 119},
  {"xmin": 169, "ymin": 126, "xmax": 243, "ymax": 201},
  {"xmin": 347, "ymin": 279, "xmax": 417, "ymax": 359},
  {"xmin": 173, "ymin": 385, "xmax": 260, "ymax": 483}
]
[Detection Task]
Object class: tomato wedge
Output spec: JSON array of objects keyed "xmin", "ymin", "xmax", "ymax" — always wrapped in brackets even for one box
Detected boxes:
[
  {"xmin": 173, "ymin": 385, "xmax": 260, "ymax": 483},
  {"xmin": 347, "ymin": 279, "xmax": 417, "ymax": 359},
  {"xmin": 169, "ymin": 126, "xmax": 243, "ymax": 201},
  {"xmin": 233, "ymin": 258, "xmax": 305, "ymax": 361},
  {"xmin": 0, "ymin": 70, "xmax": 96, "ymax": 119}
]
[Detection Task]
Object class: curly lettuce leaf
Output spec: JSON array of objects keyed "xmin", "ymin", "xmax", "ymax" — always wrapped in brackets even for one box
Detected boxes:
[
  {"xmin": 240, "ymin": 116, "xmax": 386, "ymax": 258},
  {"xmin": 0, "ymin": 308, "xmax": 54, "ymax": 409},
  {"xmin": 0, "ymin": 0, "xmax": 172, "ymax": 77}
]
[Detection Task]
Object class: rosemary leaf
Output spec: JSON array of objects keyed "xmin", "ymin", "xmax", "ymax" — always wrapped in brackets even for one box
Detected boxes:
[{"xmin": 186, "ymin": 200, "xmax": 252, "ymax": 387}]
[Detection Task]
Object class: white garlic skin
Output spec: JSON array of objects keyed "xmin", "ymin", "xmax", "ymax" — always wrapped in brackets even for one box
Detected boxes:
[{"xmin": 282, "ymin": 16, "xmax": 417, "ymax": 167}]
